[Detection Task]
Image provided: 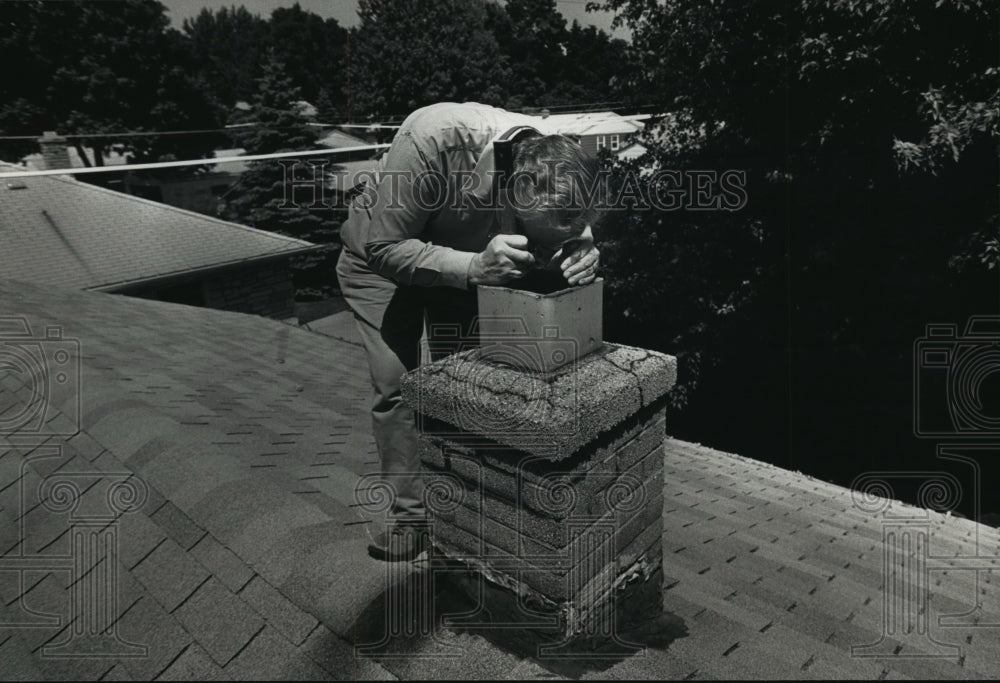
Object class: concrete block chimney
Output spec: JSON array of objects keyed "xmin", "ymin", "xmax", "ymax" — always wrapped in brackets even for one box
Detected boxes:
[{"xmin": 398, "ymin": 279, "xmax": 677, "ymax": 649}]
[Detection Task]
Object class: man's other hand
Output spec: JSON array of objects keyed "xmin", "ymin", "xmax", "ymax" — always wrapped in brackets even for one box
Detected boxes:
[
  {"xmin": 559, "ymin": 231, "xmax": 600, "ymax": 286},
  {"xmin": 468, "ymin": 234, "xmax": 535, "ymax": 286}
]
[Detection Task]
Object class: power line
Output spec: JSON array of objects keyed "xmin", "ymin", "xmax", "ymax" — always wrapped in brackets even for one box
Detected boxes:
[
  {"xmin": 0, "ymin": 122, "xmax": 397, "ymax": 142},
  {"xmin": 0, "ymin": 104, "xmax": 659, "ymax": 143},
  {"xmin": 0, "ymin": 144, "xmax": 390, "ymax": 179}
]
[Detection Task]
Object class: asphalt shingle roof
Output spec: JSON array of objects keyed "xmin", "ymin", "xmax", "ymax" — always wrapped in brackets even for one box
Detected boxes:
[
  {"xmin": 0, "ymin": 277, "xmax": 997, "ymax": 680},
  {"xmin": 0, "ymin": 169, "xmax": 316, "ymax": 292}
]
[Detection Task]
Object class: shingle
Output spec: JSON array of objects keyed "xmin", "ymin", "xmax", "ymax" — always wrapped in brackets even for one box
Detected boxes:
[
  {"xmin": 372, "ymin": 627, "xmax": 531, "ymax": 681},
  {"xmin": 3, "ymin": 572, "xmax": 69, "ymax": 651},
  {"xmin": 96, "ymin": 664, "xmax": 135, "ymax": 680},
  {"xmin": 881, "ymin": 652, "xmax": 982, "ymax": 680},
  {"xmin": 0, "ymin": 634, "xmax": 45, "ymax": 680},
  {"xmin": 172, "ymin": 577, "xmax": 264, "ymax": 666},
  {"xmin": 116, "ymin": 596, "xmax": 193, "ymax": 680},
  {"xmin": 264, "ymin": 535, "xmax": 394, "ymax": 637},
  {"xmin": 188, "ymin": 533, "xmax": 254, "ymax": 593},
  {"xmin": 112, "ymin": 505, "xmax": 169, "ymax": 570},
  {"xmin": 151, "ymin": 642, "xmax": 224, "ymax": 681},
  {"xmin": 131, "ymin": 537, "xmax": 210, "ymax": 612},
  {"xmin": 238, "ymin": 575, "xmax": 318, "ymax": 646},
  {"xmin": 221, "ymin": 626, "xmax": 329, "ymax": 680},
  {"xmin": 151, "ymin": 500, "xmax": 206, "ymax": 551},
  {"xmin": 191, "ymin": 477, "xmax": 331, "ymax": 562},
  {"xmin": 590, "ymin": 648, "xmax": 697, "ymax": 681},
  {"xmin": 66, "ymin": 430, "xmax": 106, "ymax": 462}
]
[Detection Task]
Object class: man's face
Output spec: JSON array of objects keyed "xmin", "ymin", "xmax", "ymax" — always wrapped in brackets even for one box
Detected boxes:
[{"xmin": 516, "ymin": 212, "xmax": 584, "ymax": 270}]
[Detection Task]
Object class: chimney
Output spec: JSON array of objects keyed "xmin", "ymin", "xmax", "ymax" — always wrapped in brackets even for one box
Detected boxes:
[{"xmin": 38, "ymin": 131, "xmax": 71, "ymax": 171}]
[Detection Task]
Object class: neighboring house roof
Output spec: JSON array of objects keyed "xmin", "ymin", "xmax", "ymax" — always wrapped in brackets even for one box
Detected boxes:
[
  {"xmin": 0, "ymin": 165, "xmax": 317, "ymax": 292},
  {"xmin": 0, "ymin": 275, "xmax": 996, "ymax": 679},
  {"xmin": 616, "ymin": 141, "xmax": 648, "ymax": 160},
  {"xmin": 315, "ymin": 128, "xmax": 370, "ymax": 149},
  {"xmin": 207, "ymin": 147, "xmax": 375, "ymax": 192},
  {"xmin": 211, "ymin": 148, "xmax": 252, "ymax": 175},
  {"xmin": 294, "ymin": 100, "xmax": 317, "ymax": 118},
  {"xmin": 533, "ymin": 111, "xmax": 645, "ymax": 137}
]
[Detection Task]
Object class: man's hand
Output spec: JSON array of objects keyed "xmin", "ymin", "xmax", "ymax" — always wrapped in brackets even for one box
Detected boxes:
[
  {"xmin": 558, "ymin": 228, "xmax": 600, "ymax": 286},
  {"xmin": 468, "ymin": 234, "xmax": 535, "ymax": 286}
]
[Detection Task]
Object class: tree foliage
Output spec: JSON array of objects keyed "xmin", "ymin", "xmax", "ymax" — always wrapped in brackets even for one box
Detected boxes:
[
  {"xmin": 591, "ymin": 0, "xmax": 999, "ymax": 475},
  {"xmin": 224, "ymin": 58, "xmax": 322, "ymax": 236},
  {"xmin": 348, "ymin": 0, "xmax": 509, "ymax": 118},
  {"xmin": 0, "ymin": 0, "xmax": 219, "ymax": 164},
  {"xmin": 183, "ymin": 3, "xmax": 349, "ymax": 111},
  {"xmin": 268, "ymin": 4, "xmax": 348, "ymax": 107},
  {"xmin": 221, "ymin": 58, "xmax": 344, "ymax": 300},
  {"xmin": 182, "ymin": 5, "xmax": 270, "ymax": 109}
]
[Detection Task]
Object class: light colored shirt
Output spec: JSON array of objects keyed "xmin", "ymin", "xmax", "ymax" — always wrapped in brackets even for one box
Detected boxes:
[{"xmin": 339, "ymin": 102, "xmax": 542, "ymax": 290}]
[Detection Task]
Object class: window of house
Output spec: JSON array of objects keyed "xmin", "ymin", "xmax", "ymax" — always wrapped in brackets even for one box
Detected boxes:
[
  {"xmin": 610, "ymin": 134, "xmax": 621, "ymax": 151},
  {"xmin": 596, "ymin": 135, "xmax": 606, "ymax": 150}
]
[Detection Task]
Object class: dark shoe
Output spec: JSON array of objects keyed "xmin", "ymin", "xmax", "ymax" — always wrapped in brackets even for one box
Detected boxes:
[{"xmin": 367, "ymin": 520, "xmax": 429, "ymax": 562}]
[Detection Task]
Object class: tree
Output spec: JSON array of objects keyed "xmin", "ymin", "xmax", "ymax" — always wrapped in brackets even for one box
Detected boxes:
[
  {"xmin": 589, "ymin": 0, "xmax": 999, "ymax": 485},
  {"xmin": 224, "ymin": 58, "xmax": 321, "ymax": 232},
  {"xmin": 223, "ymin": 58, "xmax": 342, "ymax": 299},
  {"xmin": 348, "ymin": 0, "xmax": 509, "ymax": 119},
  {"xmin": 268, "ymin": 4, "xmax": 348, "ymax": 106},
  {"xmin": 182, "ymin": 5, "xmax": 270, "ymax": 109},
  {"xmin": 484, "ymin": 3, "xmax": 630, "ymax": 109},
  {"xmin": 554, "ymin": 20, "xmax": 631, "ymax": 105},
  {"xmin": 487, "ymin": 0, "xmax": 567, "ymax": 107},
  {"xmin": 0, "ymin": 0, "xmax": 219, "ymax": 165}
]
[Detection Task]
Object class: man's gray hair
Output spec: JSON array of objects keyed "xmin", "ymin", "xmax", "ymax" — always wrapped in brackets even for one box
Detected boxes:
[{"xmin": 511, "ymin": 134, "xmax": 602, "ymax": 242}]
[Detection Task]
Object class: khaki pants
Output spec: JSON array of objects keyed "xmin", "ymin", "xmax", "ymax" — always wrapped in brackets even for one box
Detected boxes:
[{"xmin": 336, "ymin": 247, "xmax": 478, "ymax": 518}]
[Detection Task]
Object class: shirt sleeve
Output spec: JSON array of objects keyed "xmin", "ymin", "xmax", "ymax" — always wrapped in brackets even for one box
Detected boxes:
[{"xmin": 362, "ymin": 130, "xmax": 476, "ymax": 289}]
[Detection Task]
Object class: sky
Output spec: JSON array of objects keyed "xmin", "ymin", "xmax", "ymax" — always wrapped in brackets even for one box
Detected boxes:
[{"xmin": 160, "ymin": 0, "xmax": 628, "ymax": 37}]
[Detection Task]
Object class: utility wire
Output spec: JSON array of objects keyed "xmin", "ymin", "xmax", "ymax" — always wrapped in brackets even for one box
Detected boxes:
[
  {"xmin": 0, "ymin": 144, "xmax": 390, "ymax": 179},
  {"xmin": 0, "ymin": 103, "xmax": 657, "ymax": 141},
  {"xmin": 0, "ymin": 122, "xmax": 395, "ymax": 141}
]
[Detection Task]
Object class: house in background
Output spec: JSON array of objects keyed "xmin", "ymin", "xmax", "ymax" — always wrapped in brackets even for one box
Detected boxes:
[
  {"xmin": 126, "ymin": 125, "xmax": 379, "ymax": 216},
  {"xmin": 122, "ymin": 148, "xmax": 248, "ymax": 216},
  {"xmin": 0, "ymin": 156, "xmax": 319, "ymax": 322},
  {"xmin": 533, "ymin": 111, "xmax": 649, "ymax": 158},
  {"xmin": 22, "ymin": 125, "xmax": 381, "ymax": 218}
]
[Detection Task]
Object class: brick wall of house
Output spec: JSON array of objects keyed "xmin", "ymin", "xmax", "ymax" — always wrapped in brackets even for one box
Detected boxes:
[{"xmin": 202, "ymin": 260, "xmax": 297, "ymax": 320}]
